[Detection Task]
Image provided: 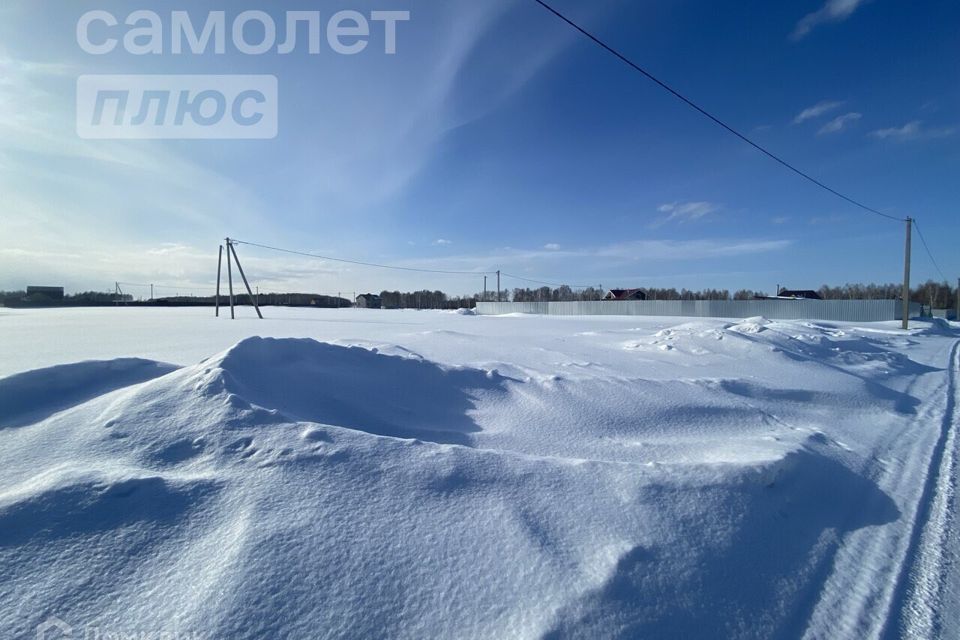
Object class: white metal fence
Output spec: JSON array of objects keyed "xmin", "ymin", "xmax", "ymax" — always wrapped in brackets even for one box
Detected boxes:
[{"xmin": 475, "ymin": 299, "xmax": 920, "ymax": 322}]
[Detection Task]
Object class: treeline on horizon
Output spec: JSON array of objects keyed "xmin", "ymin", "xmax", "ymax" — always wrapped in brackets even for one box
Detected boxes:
[
  {"xmin": 508, "ymin": 281, "xmax": 956, "ymax": 308},
  {"xmin": 0, "ymin": 290, "xmax": 353, "ymax": 309},
  {"xmin": 1, "ymin": 280, "xmax": 956, "ymax": 309}
]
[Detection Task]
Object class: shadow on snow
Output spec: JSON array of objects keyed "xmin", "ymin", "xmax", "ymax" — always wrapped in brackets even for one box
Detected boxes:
[
  {"xmin": 214, "ymin": 337, "xmax": 512, "ymax": 446},
  {"xmin": 543, "ymin": 448, "xmax": 901, "ymax": 639}
]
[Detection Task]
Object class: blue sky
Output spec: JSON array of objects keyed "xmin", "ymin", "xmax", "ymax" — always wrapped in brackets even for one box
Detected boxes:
[{"xmin": 0, "ymin": 0, "xmax": 957, "ymax": 297}]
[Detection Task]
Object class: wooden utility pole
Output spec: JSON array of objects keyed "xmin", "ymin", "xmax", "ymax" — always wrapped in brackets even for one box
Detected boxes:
[
  {"xmin": 226, "ymin": 237, "xmax": 235, "ymax": 319},
  {"xmin": 228, "ymin": 241, "xmax": 263, "ymax": 319},
  {"xmin": 483, "ymin": 276, "xmax": 487, "ymax": 302},
  {"xmin": 497, "ymin": 270, "xmax": 501, "ymax": 302},
  {"xmin": 215, "ymin": 245, "xmax": 223, "ymax": 317},
  {"xmin": 902, "ymin": 217, "xmax": 912, "ymax": 330}
]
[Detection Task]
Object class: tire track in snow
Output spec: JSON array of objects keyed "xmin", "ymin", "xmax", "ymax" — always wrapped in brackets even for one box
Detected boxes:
[{"xmin": 884, "ymin": 339, "xmax": 960, "ymax": 639}]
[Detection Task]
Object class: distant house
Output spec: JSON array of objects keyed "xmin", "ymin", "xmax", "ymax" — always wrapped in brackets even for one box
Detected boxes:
[
  {"xmin": 604, "ymin": 288, "xmax": 647, "ymax": 301},
  {"xmin": 776, "ymin": 288, "xmax": 822, "ymax": 300},
  {"xmin": 26, "ymin": 286, "xmax": 64, "ymax": 301},
  {"xmin": 355, "ymin": 293, "xmax": 382, "ymax": 309}
]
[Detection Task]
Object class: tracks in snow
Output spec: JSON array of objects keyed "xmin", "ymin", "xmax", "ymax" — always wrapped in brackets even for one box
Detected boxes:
[
  {"xmin": 884, "ymin": 339, "xmax": 960, "ymax": 639},
  {"xmin": 799, "ymin": 339, "xmax": 960, "ymax": 639}
]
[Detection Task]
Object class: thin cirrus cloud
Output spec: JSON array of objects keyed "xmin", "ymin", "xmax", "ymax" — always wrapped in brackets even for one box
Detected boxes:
[
  {"xmin": 818, "ymin": 112, "xmax": 862, "ymax": 135},
  {"xmin": 595, "ymin": 238, "xmax": 791, "ymax": 261},
  {"xmin": 656, "ymin": 201, "xmax": 718, "ymax": 225},
  {"xmin": 870, "ymin": 120, "xmax": 958, "ymax": 141},
  {"xmin": 0, "ymin": 1, "xmax": 579, "ymax": 292},
  {"xmin": 791, "ymin": 0, "xmax": 869, "ymax": 41},
  {"xmin": 294, "ymin": 0, "xmax": 576, "ymax": 210},
  {"xmin": 793, "ymin": 100, "xmax": 845, "ymax": 124},
  {"xmin": 0, "ymin": 242, "xmax": 347, "ymax": 295},
  {"xmin": 400, "ymin": 238, "xmax": 792, "ymax": 272}
]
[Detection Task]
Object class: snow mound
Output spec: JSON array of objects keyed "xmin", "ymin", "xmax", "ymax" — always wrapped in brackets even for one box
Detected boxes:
[
  {"xmin": 0, "ymin": 318, "xmax": 948, "ymax": 639},
  {"xmin": 728, "ymin": 316, "xmax": 772, "ymax": 334},
  {"xmin": 205, "ymin": 337, "xmax": 508, "ymax": 445},
  {"xmin": 911, "ymin": 317, "xmax": 960, "ymax": 336},
  {"xmin": 0, "ymin": 467, "xmax": 221, "ymax": 548},
  {"xmin": 0, "ymin": 358, "xmax": 178, "ymax": 429}
]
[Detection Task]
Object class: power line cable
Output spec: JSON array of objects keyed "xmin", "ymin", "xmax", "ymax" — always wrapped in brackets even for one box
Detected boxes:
[
  {"xmin": 528, "ymin": 0, "xmax": 906, "ymax": 224},
  {"xmin": 501, "ymin": 272, "xmax": 595, "ymax": 289},
  {"xmin": 117, "ymin": 282, "xmax": 215, "ymax": 292},
  {"xmin": 911, "ymin": 219, "xmax": 948, "ymax": 282},
  {"xmin": 231, "ymin": 240, "xmax": 597, "ymax": 289},
  {"xmin": 231, "ymin": 239, "xmax": 495, "ymax": 276}
]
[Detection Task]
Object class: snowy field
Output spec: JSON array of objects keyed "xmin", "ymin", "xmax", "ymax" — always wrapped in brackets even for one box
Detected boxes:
[{"xmin": 1, "ymin": 306, "xmax": 958, "ymax": 639}]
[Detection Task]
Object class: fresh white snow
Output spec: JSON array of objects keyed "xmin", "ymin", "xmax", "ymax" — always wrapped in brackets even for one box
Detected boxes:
[{"xmin": 0, "ymin": 306, "xmax": 957, "ymax": 639}]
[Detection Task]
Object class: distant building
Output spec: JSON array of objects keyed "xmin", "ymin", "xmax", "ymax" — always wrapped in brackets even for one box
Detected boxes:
[
  {"xmin": 26, "ymin": 286, "xmax": 64, "ymax": 301},
  {"xmin": 356, "ymin": 293, "xmax": 382, "ymax": 309},
  {"xmin": 775, "ymin": 288, "xmax": 822, "ymax": 300},
  {"xmin": 604, "ymin": 288, "xmax": 647, "ymax": 301}
]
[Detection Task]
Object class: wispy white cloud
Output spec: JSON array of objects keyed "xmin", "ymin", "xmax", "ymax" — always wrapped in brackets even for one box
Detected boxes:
[
  {"xmin": 793, "ymin": 100, "xmax": 845, "ymax": 124},
  {"xmin": 0, "ymin": 234, "xmax": 793, "ymax": 295},
  {"xmin": 595, "ymin": 239, "xmax": 791, "ymax": 260},
  {"xmin": 146, "ymin": 243, "xmax": 191, "ymax": 256},
  {"xmin": 771, "ymin": 216, "xmax": 791, "ymax": 225},
  {"xmin": 870, "ymin": 120, "xmax": 957, "ymax": 141},
  {"xmin": 0, "ymin": 242, "xmax": 349, "ymax": 295},
  {"xmin": 544, "ymin": 243, "xmax": 561, "ymax": 251},
  {"xmin": 433, "ymin": 239, "xmax": 453, "ymax": 246},
  {"xmin": 0, "ymin": 3, "xmax": 577, "ymax": 294},
  {"xmin": 0, "ymin": 46, "xmax": 277, "ymax": 289},
  {"xmin": 791, "ymin": 0, "xmax": 869, "ymax": 41},
  {"xmin": 296, "ymin": 0, "xmax": 575, "ymax": 209},
  {"xmin": 655, "ymin": 202, "xmax": 718, "ymax": 225},
  {"xmin": 871, "ymin": 121, "xmax": 921, "ymax": 139},
  {"xmin": 818, "ymin": 112, "xmax": 861, "ymax": 135},
  {"xmin": 393, "ymin": 238, "xmax": 791, "ymax": 273}
]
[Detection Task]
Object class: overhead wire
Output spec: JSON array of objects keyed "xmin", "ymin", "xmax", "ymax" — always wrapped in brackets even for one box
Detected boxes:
[
  {"xmin": 528, "ymin": 0, "xmax": 907, "ymax": 224},
  {"xmin": 231, "ymin": 239, "xmax": 495, "ymax": 276},
  {"xmin": 911, "ymin": 219, "xmax": 948, "ymax": 282},
  {"xmin": 116, "ymin": 282, "xmax": 215, "ymax": 293},
  {"xmin": 529, "ymin": 0, "xmax": 956, "ymax": 283},
  {"xmin": 500, "ymin": 272, "xmax": 596, "ymax": 289},
  {"xmin": 232, "ymin": 240, "xmax": 600, "ymax": 290}
]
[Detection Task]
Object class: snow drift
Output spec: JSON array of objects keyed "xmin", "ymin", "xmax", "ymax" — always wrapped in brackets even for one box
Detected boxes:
[{"xmin": 0, "ymin": 311, "xmax": 955, "ymax": 639}]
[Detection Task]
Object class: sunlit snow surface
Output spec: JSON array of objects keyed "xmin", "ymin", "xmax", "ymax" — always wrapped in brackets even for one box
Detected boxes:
[{"xmin": 0, "ymin": 307, "xmax": 956, "ymax": 639}]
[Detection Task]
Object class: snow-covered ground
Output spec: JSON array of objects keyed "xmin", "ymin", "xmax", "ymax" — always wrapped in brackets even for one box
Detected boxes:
[{"xmin": 1, "ymin": 306, "xmax": 957, "ymax": 639}]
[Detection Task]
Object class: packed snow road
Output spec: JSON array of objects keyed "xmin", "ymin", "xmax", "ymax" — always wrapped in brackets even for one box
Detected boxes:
[
  {"xmin": 882, "ymin": 340, "xmax": 960, "ymax": 639},
  {"xmin": 0, "ymin": 307, "xmax": 957, "ymax": 639}
]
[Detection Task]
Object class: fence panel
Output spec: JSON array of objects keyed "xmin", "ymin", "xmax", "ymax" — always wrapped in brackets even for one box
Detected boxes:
[{"xmin": 475, "ymin": 300, "xmax": 920, "ymax": 321}]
